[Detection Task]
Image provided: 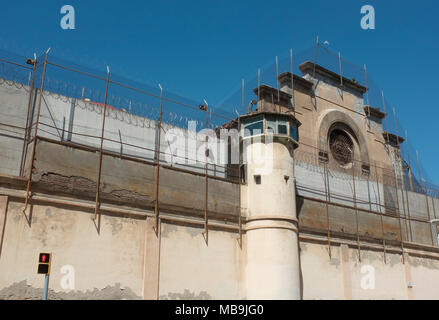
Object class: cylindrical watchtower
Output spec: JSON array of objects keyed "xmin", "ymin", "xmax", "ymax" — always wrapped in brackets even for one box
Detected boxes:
[{"xmin": 240, "ymin": 111, "xmax": 301, "ymax": 300}]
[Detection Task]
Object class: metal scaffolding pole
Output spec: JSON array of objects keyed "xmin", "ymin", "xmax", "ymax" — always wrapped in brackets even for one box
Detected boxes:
[
  {"xmin": 323, "ymin": 162, "xmax": 331, "ymax": 258},
  {"xmin": 375, "ymin": 161, "xmax": 387, "ymax": 263},
  {"xmin": 393, "ymin": 108, "xmax": 410, "ymax": 242},
  {"xmin": 237, "ymin": 115, "xmax": 242, "ymax": 248},
  {"xmin": 241, "ymin": 79, "xmax": 245, "ymax": 115},
  {"xmin": 290, "ymin": 48, "xmax": 295, "ymax": 115},
  {"xmin": 20, "ymin": 59, "xmax": 37, "ymax": 177},
  {"xmin": 338, "ymin": 52, "xmax": 343, "ymax": 87},
  {"xmin": 313, "ymin": 35, "xmax": 319, "ymax": 77},
  {"xmin": 364, "ymin": 64, "xmax": 369, "ymax": 106},
  {"xmin": 382, "ymin": 91, "xmax": 388, "ymax": 132},
  {"xmin": 405, "ymin": 130, "xmax": 414, "ymax": 192},
  {"xmin": 276, "ymin": 56, "xmax": 280, "ymax": 105},
  {"xmin": 93, "ymin": 66, "xmax": 110, "ymax": 233},
  {"xmin": 416, "ymin": 150, "xmax": 434, "ymax": 246},
  {"xmin": 392, "ymin": 161, "xmax": 405, "ymax": 264},
  {"xmin": 257, "ymin": 68, "xmax": 261, "ymax": 112},
  {"xmin": 153, "ymin": 84, "xmax": 164, "ymax": 235},
  {"xmin": 200, "ymin": 101, "xmax": 209, "ymax": 245},
  {"xmin": 403, "ymin": 130, "xmax": 413, "ymax": 242},
  {"xmin": 381, "ymin": 91, "xmax": 405, "ymax": 261},
  {"xmin": 23, "ymin": 50, "xmax": 49, "ymax": 215},
  {"xmin": 432, "ymin": 196, "xmax": 438, "ymax": 246},
  {"xmin": 352, "ymin": 164, "xmax": 361, "ymax": 262}
]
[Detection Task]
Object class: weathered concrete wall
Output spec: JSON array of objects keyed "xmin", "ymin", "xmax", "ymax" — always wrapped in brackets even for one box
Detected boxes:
[
  {"xmin": 0, "ymin": 199, "xmax": 246, "ymax": 300},
  {"xmin": 295, "ymin": 158, "xmax": 436, "ymax": 246},
  {"xmin": 348, "ymin": 248, "xmax": 406, "ymax": 299},
  {"xmin": 31, "ymin": 139, "xmax": 239, "ymax": 219},
  {"xmin": 1, "ymin": 192, "xmax": 439, "ymax": 299},
  {"xmin": 0, "ymin": 82, "xmax": 29, "ymax": 175},
  {"xmin": 296, "ymin": 159, "xmax": 409, "ymax": 243},
  {"xmin": 408, "ymin": 255, "xmax": 439, "ymax": 299},
  {"xmin": 299, "ymin": 241, "xmax": 439, "ymax": 300},
  {"xmin": 0, "ymin": 199, "xmax": 145, "ymax": 299},
  {"xmin": 159, "ymin": 222, "xmax": 245, "ymax": 299},
  {"xmin": 298, "ymin": 195, "xmax": 419, "ymax": 244},
  {"xmin": 300, "ymin": 241, "xmax": 344, "ymax": 299}
]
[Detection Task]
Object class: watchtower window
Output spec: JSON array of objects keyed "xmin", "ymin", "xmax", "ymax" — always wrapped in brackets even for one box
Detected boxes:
[
  {"xmin": 240, "ymin": 113, "xmax": 299, "ymax": 145},
  {"xmin": 254, "ymin": 175, "xmax": 261, "ymax": 185},
  {"xmin": 266, "ymin": 116, "xmax": 288, "ymax": 135},
  {"xmin": 243, "ymin": 115, "xmax": 264, "ymax": 137},
  {"xmin": 278, "ymin": 122, "xmax": 288, "ymax": 135},
  {"xmin": 290, "ymin": 122, "xmax": 298, "ymax": 141}
]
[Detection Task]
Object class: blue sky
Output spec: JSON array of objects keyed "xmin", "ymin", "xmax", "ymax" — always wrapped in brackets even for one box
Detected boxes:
[{"xmin": 0, "ymin": 0, "xmax": 438, "ymax": 183}]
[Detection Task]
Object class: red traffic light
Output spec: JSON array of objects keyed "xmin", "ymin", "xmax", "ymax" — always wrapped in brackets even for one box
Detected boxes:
[
  {"xmin": 39, "ymin": 253, "xmax": 51, "ymax": 263},
  {"xmin": 37, "ymin": 253, "xmax": 52, "ymax": 275}
]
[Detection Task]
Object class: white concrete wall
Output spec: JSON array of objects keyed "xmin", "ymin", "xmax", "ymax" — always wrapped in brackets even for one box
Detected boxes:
[
  {"xmin": 0, "ymin": 81, "xmax": 227, "ymax": 178},
  {"xmin": 0, "ymin": 82, "xmax": 30, "ymax": 175},
  {"xmin": 0, "ymin": 200, "xmax": 145, "ymax": 299},
  {"xmin": 1, "ymin": 193, "xmax": 439, "ymax": 299},
  {"xmin": 300, "ymin": 241, "xmax": 439, "ymax": 300},
  {"xmin": 300, "ymin": 242, "xmax": 344, "ymax": 299},
  {"xmin": 159, "ymin": 222, "xmax": 245, "ymax": 299}
]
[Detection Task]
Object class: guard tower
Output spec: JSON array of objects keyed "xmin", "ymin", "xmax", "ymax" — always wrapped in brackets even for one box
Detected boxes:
[{"xmin": 239, "ymin": 108, "xmax": 301, "ymax": 299}]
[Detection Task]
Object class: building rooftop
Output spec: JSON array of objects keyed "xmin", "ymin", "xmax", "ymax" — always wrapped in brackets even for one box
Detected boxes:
[{"xmin": 299, "ymin": 61, "xmax": 368, "ymax": 94}]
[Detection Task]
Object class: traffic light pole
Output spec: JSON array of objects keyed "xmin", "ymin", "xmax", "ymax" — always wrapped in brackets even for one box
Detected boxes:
[
  {"xmin": 38, "ymin": 252, "xmax": 52, "ymax": 300},
  {"xmin": 43, "ymin": 274, "xmax": 50, "ymax": 300}
]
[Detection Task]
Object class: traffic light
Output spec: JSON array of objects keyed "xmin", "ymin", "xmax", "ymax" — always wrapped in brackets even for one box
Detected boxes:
[{"xmin": 37, "ymin": 253, "xmax": 52, "ymax": 275}]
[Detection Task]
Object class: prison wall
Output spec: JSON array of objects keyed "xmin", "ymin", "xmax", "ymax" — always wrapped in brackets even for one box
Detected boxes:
[
  {"xmin": 2, "ymin": 190, "xmax": 439, "ymax": 300},
  {"xmin": 1, "ymin": 80, "xmax": 435, "ymax": 247},
  {"xmin": 295, "ymin": 160, "xmax": 438, "ymax": 246},
  {"xmin": 159, "ymin": 222, "xmax": 245, "ymax": 300},
  {"xmin": 300, "ymin": 240, "xmax": 439, "ymax": 300},
  {"xmin": 0, "ymin": 197, "xmax": 146, "ymax": 299},
  {"xmin": 30, "ymin": 138, "xmax": 239, "ymax": 220},
  {"xmin": 0, "ymin": 82, "xmax": 30, "ymax": 175},
  {"xmin": 0, "ymin": 194, "xmax": 245, "ymax": 299},
  {"xmin": 0, "ymin": 81, "xmax": 228, "ymax": 179},
  {"xmin": 3, "ymin": 76, "xmax": 439, "ymax": 299}
]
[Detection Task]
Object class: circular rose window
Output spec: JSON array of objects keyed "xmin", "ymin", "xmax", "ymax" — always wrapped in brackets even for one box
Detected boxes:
[{"xmin": 329, "ymin": 129, "xmax": 354, "ymax": 166}]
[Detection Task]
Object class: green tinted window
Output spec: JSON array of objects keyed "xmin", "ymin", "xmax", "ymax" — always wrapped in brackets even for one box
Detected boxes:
[
  {"xmin": 278, "ymin": 120, "xmax": 288, "ymax": 134},
  {"xmin": 290, "ymin": 122, "xmax": 298, "ymax": 141},
  {"xmin": 266, "ymin": 118, "xmax": 276, "ymax": 134},
  {"xmin": 244, "ymin": 120, "xmax": 264, "ymax": 137}
]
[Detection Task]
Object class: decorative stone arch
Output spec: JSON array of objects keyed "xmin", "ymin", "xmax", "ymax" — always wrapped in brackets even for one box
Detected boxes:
[{"xmin": 317, "ymin": 109, "xmax": 370, "ymax": 165}]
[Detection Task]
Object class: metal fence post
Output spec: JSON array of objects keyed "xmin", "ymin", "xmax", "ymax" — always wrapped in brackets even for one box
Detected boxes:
[
  {"xmin": 153, "ymin": 84, "xmax": 164, "ymax": 236},
  {"xmin": 20, "ymin": 60, "xmax": 37, "ymax": 176},
  {"xmin": 352, "ymin": 163, "xmax": 361, "ymax": 262},
  {"xmin": 93, "ymin": 66, "xmax": 110, "ymax": 233},
  {"xmin": 323, "ymin": 162, "xmax": 331, "ymax": 258},
  {"xmin": 23, "ymin": 50, "xmax": 49, "ymax": 215},
  {"xmin": 375, "ymin": 161, "xmax": 386, "ymax": 263},
  {"xmin": 202, "ymin": 101, "xmax": 209, "ymax": 245}
]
